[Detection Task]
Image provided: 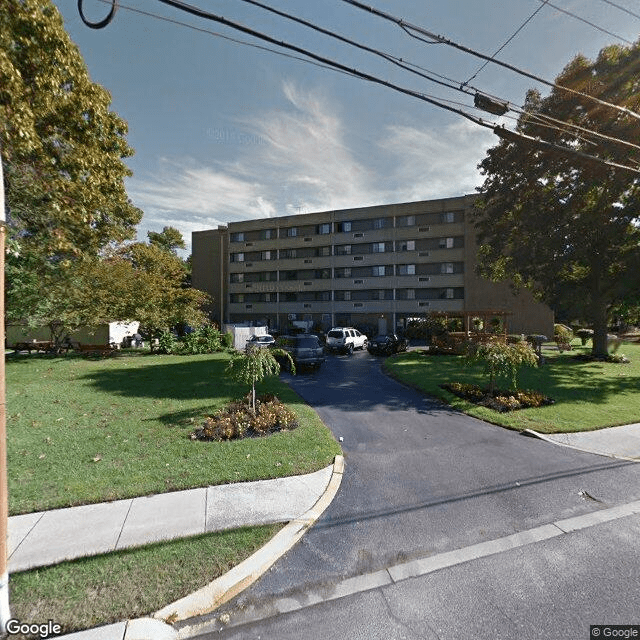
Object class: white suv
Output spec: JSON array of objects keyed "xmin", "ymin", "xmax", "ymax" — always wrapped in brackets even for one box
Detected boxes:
[{"xmin": 325, "ymin": 327, "xmax": 368, "ymax": 354}]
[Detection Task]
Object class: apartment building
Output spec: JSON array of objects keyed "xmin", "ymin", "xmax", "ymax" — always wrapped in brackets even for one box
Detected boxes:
[{"xmin": 191, "ymin": 194, "xmax": 554, "ymax": 336}]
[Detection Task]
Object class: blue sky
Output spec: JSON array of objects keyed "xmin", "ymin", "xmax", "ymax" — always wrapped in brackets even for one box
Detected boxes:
[{"xmin": 52, "ymin": 0, "xmax": 639, "ymax": 253}]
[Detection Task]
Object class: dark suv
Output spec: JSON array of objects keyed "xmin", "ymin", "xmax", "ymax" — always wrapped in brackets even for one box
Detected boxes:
[{"xmin": 275, "ymin": 335, "xmax": 325, "ymax": 371}]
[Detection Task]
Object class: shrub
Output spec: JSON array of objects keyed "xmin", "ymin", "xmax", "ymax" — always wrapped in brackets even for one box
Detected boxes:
[
  {"xmin": 193, "ymin": 394, "xmax": 299, "ymax": 441},
  {"xmin": 442, "ymin": 382, "xmax": 554, "ymax": 412},
  {"xmin": 575, "ymin": 328, "xmax": 594, "ymax": 345},
  {"xmin": 179, "ymin": 325, "xmax": 222, "ymax": 354},
  {"xmin": 221, "ymin": 331, "xmax": 234, "ymax": 349},
  {"xmin": 156, "ymin": 331, "xmax": 176, "ymax": 354},
  {"xmin": 466, "ymin": 338, "xmax": 538, "ymax": 392}
]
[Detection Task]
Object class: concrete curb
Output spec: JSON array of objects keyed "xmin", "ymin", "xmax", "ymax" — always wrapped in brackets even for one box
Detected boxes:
[
  {"xmin": 521, "ymin": 428, "xmax": 640, "ymax": 462},
  {"xmin": 153, "ymin": 455, "xmax": 344, "ymax": 632}
]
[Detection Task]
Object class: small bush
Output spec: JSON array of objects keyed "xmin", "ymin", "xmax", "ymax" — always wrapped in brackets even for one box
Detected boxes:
[
  {"xmin": 179, "ymin": 326, "xmax": 222, "ymax": 355},
  {"xmin": 157, "ymin": 331, "xmax": 176, "ymax": 354},
  {"xmin": 192, "ymin": 394, "xmax": 299, "ymax": 441},
  {"xmin": 575, "ymin": 328, "xmax": 594, "ymax": 346},
  {"xmin": 442, "ymin": 382, "xmax": 554, "ymax": 412},
  {"xmin": 221, "ymin": 332, "xmax": 234, "ymax": 349}
]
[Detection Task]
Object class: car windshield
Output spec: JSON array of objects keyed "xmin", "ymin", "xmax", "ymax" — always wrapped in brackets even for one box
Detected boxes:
[{"xmin": 297, "ymin": 337, "xmax": 319, "ymax": 348}]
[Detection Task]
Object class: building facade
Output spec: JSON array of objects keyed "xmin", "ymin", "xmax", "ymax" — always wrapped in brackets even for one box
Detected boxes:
[{"xmin": 192, "ymin": 195, "xmax": 554, "ymax": 336}]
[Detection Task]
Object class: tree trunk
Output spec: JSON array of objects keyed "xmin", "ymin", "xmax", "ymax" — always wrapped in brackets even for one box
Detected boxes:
[{"xmin": 591, "ymin": 295, "xmax": 609, "ymax": 359}]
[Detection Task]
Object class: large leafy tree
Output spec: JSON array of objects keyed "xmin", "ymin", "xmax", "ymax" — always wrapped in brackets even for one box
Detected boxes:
[
  {"xmin": 475, "ymin": 42, "xmax": 640, "ymax": 357},
  {"xmin": 1, "ymin": 0, "xmax": 142, "ymax": 325},
  {"xmin": 147, "ymin": 226, "xmax": 186, "ymax": 255}
]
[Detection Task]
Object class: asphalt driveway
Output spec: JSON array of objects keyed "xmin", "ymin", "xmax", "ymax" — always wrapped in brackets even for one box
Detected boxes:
[{"xmin": 218, "ymin": 349, "xmax": 640, "ymax": 608}]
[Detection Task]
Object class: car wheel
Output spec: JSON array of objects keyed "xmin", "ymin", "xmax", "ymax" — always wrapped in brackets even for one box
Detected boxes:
[
  {"xmin": 346, "ymin": 343, "xmax": 354, "ymax": 355},
  {"xmin": 362, "ymin": 339, "xmax": 368, "ymax": 350}
]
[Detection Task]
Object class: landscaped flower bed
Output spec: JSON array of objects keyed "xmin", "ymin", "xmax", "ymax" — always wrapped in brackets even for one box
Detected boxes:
[
  {"xmin": 441, "ymin": 382, "xmax": 554, "ymax": 412},
  {"xmin": 192, "ymin": 393, "xmax": 299, "ymax": 441}
]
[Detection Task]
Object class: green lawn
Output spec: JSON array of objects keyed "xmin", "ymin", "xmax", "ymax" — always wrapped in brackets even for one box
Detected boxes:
[
  {"xmin": 384, "ymin": 342, "xmax": 640, "ymax": 433},
  {"xmin": 10, "ymin": 524, "xmax": 282, "ymax": 636},
  {"xmin": 7, "ymin": 351, "xmax": 341, "ymax": 515},
  {"xmin": 7, "ymin": 350, "xmax": 340, "ymax": 635}
]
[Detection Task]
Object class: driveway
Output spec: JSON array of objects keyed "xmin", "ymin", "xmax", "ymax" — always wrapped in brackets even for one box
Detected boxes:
[{"xmin": 218, "ymin": 349, "xmax": 640, "ymax": 608}]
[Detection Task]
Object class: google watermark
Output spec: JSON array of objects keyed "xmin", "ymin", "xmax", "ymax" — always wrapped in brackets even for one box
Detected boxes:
[
  {"xmin": 6, "ymin": 618, "xmax": 62, "ymax": 638},
  {"xmin": 591, "ymin": 626, "xmax": 640, "ymax": 639}
]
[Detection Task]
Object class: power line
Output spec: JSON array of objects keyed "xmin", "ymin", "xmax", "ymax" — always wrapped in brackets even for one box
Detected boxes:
[
  {"xmin": 76, "ymin": 0, "xmax": 640, "ymax": 173},
  {"xmin": 338, "ymin": 0, "xmax": 640, "ymax": 121},
  {"xmin": 465, "ymin": 0, "xmax": 549, "ymax": 84},
  {"xmin": 228, "ymin": 0, "xmax": 640, "ymax": 154},
  {"xmin": 593, "ymin": 0, "xmax": 640, "ymax": 21},
  {"xmin": 536, "ymin": 0, "xmax": 634, "ymax": 45}
]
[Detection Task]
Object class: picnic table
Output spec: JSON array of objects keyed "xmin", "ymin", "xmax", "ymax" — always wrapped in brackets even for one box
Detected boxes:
[{"xmin": 14, "ymin": 341, "xmax": 55, "ymax": 354}]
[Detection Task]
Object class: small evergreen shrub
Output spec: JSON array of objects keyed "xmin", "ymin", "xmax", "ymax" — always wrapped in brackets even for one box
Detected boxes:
[{"xmin": 157, "ymin": 331, "xmax": 176, "ymax": 354}]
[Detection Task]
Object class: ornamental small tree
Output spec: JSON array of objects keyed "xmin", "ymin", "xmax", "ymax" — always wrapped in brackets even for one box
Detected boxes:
[
  {"xmin": 226, "ymin": 344, "xmax": 294, "ymax": 412},
  {"xmin": 466, "ymin": 339, "xmax": 538, "ymax": 393}
]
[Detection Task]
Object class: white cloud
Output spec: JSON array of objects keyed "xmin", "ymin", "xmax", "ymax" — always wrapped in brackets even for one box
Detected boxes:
[
  {"xmin": 128, "ymin": 82, "xmax": 497, "ymax": 253},
  {"xmin": 379, "ymin": 118, "xmax": 497, "ymax": 201}
]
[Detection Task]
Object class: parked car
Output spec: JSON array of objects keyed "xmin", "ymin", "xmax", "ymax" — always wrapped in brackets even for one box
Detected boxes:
[
  {"xmin": 246, "ymin": 334, "xmax": 275, "ymax": 348},
  {"xmin": 367, "ymin": 334, "xmax": 409, "ymax": 356},
  {"xmin": 325, "ymin": 327, "xmax": 368, "ymax": 354},
  {"xmin": 274, "ymin": 334, "xmax": 325, "ymax": 371}
]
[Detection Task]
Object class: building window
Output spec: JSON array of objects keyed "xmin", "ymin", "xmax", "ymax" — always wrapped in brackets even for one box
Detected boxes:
[
  {"xmin": 261, "ymin": 250, "xmax": 273, "ymax": 261},
  {"xmin": 441, "ymin": 211, "xmax": 455, "ymax": 223},
  {"xmin": 441, "ymin": 262, "xmax": 454, "ymax": 274},
  {"xmin": 317, "ymin": 223, "xmax": 331, "ymax": 235},
  {"xmin": 397, "ymin": 264, "xmax": 416, "ymax": 276},
  {"xmin": 261, "ymin": 228, "xmax": 274, "ymax": 240},
  {"xmin": 439, "ymin": 237, "xmax": 455, "ymax": 249},
  {"xmin": 287, "ymin": 227, "xmax": 298, "ymax": 237},
  {"xmin": 372, "ymin": 242, "xmax": 385, "ymax": 253},
  {"xmin": 231, "ymin": 252, "xmax": 244, "ymax": 262},
  {"xmin": 398, "ymin": 215, "xmax": 415, "ymax": 227},
  {"xmin": 335, "ymin": 267, "xmax": 352, "ymax": 278},
  {"xmin": 230, "ymin": 273, "xmax": 244, "ymax": 283},
  {"xmin": 372, "ymin": 265, "xmax": 386, "ymax": 277},
  {"xmin": 281, "ymin": 248, "xmax": 296, "ymax": 259},
  {"xmin": 445, "ymin": 288, "xmax": 455, "ymax": 299},
  {"xmin": 283, "ymin": 292, "xmax": 297, "ymax": 302},
  {"xmin": 318, "ymin": 246, "xmax": 331, "ymax": 256},
  {"xmin": 373, "ymin": 218, "xmax": 385, "ymax": 229},
  {"xmin": 230, "ymin": 232, "xmax": 244, "ymax": 242},
  {"xmin": 407, "ymin": 289, "xmax": 415, "ymax": 300},
  {"xmin": 398, "ymin": 240, "xmax": 415, "ymax": 252},
  {"xmin": 338, "ymin": 221, "xmax": 352, "ymax": 232},
  {"xmin": 344, "ymin": 291, "xmax": 351, "ymax": 301},
  {"xmin": 336, "ymin": 244, "xmax": 351, "ymax": 255}
]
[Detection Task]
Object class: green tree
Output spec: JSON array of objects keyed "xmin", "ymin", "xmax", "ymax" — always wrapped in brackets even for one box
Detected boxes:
[
  {"xmin": 147, "ymin": 226, "xmax": 186, "ymax": 255},
  {"xmin": 466, "ymin": 339, "xmax": 538, "ymax": 393},
  {"xmin": 475, "ymin": 42, "xmax": 640, "ymax": 358},
  {"xmin": 226, "ymin": 345, "xmax": 294, "ymax": 412},
  {"xmin": 123, "ymin": 243, "xmax": 210, "ymax": 343},
  {"xmin": 1, "ymin": 0, "xmax": 142, "ymax": 326}
]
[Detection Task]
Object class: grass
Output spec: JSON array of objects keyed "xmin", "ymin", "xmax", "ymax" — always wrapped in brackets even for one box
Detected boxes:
[
  {"xmin": 7, "ymin": 350, "xmax": 340, "ymax": 636},
  {"xmin": 7, "ymin": 351, "xmax": 341, "ymax": 515},
  {"xmin": 384, "ymin": 342, "xmax": 640, "ymax": 434},
  {"xmin": 10, "ymin": 524, "xmax": 282, "ymax": 636}
]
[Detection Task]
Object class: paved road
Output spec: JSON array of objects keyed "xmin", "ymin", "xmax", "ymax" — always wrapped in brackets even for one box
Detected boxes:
[{"xmin": 184, "ymin": 349, "xmax": 640, "ymax": 637}]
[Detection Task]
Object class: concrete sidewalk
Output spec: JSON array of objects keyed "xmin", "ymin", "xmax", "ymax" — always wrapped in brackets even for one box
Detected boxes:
[
  {"xmin": 8, "ymin": 465, "xmax": 333, "ymax": 573},
  {"xmin": 524, "ymin": 422, "xmax": 640, "ymax": 461}
]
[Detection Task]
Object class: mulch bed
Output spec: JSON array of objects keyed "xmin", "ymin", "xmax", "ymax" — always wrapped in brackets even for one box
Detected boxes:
[{"xmin": 441, "ymin": 382, "xmax": 554, "ymax": 412}]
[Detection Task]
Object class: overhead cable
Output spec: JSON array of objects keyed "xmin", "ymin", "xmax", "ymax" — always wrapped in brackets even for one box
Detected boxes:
[
  {"xmin": 338, "ymin": 0, "xmax": 640, "ymax": 121},
  {"xmin": 76, "ymin": 0, "xmax": 640, "ymax": 173},
  {"xmin": 465, "ymin": 0, "xmax": 549, "ymax": 84},
  {"xmin": 536, "ymin": 0, "xmax": 634, "ymax": 45},
  {"xmin": 229, "ymin": 0, "xmax": 640, "ymax": 154},
  {"xmin": 594, "ymin": 0, "xmax": 640, "ymax": 21}
]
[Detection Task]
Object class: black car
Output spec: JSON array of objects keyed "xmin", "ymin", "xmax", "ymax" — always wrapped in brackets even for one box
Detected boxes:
[
  {"xmin": 274, "ymin": 334, "xmax": 326, "ymax": 371},
  {"xmin": 367, "ymin": 334, "xmax": 409, "ymax": 355}
]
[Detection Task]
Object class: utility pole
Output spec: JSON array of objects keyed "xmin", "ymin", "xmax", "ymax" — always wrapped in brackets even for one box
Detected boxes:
[{"xmin": 0, "ymin": 156, "xmax": 10, "ymax": 632}]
